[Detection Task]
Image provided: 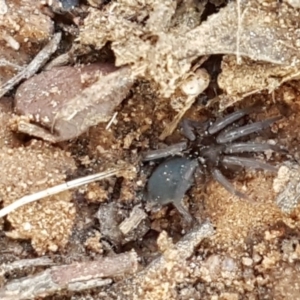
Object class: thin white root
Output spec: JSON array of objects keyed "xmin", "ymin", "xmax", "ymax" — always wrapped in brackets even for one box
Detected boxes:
[{"xmin": 0, "ymin": 168, "xmax": 120, "ymax": 218}]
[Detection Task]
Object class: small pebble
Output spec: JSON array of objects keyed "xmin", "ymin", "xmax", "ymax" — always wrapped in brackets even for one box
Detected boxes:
[{"xmin": 242, "ymin": 257, "xmax": 253, "ymax": 267}]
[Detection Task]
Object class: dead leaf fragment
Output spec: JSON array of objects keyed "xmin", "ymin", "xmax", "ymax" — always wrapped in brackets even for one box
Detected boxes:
[
  {"xmin": 183, "ymin": 1, "xmax": 300, "ymax": 65},
  {"xmin": 14, "ymin": 64, "xmax": 134, "ymax": 142}
]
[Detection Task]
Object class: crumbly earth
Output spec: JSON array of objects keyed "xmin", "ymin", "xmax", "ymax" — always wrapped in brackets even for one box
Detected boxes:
[
  {"xmin": 2, "ymin": 0, "xmax": 300, "ymax": 299},
  {"xmin": 0, "ymin": 140, "xmax": 76, "ymax": 254},
  {"xmin": 59, "ymin": 82, "xmax": 300, "ymax": 300},
  {"xmin": 218, "ymin": 55, "xmax": 300, "ymax": 109},
  {"xmin": 0, "ymin": 0, "xmax": 54, "ymax": 85},
  {"xmin": 0, "ymin": 97, "xmax": 21, "ymax": 148}
]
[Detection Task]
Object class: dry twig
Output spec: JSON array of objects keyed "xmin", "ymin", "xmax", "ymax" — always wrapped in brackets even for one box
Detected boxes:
[
  {"xmin": 0, "ymin": 251, "xmax": 138, "ymax": 299},
  {"xmin": 0, "ymin": 257, "xmax": 54, "ymax": 278},
  {"xmin": 0, "ymin": 32, "xmax": 61, "ymax": 98}
]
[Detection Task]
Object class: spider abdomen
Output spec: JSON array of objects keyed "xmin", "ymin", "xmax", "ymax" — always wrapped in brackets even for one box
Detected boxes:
[{"xmin": 146, "ymin": 157, "xmax": 198, "ymax": 222}]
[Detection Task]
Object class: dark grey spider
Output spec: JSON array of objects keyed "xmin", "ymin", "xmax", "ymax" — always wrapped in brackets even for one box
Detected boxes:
[{"xmin": 144, "ymin": 106, "xmax": 284, "ymax": 223}]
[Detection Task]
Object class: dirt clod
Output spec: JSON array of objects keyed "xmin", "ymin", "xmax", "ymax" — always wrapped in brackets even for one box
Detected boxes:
[
  {"xmin": 2, "ymin": 0, "xmax": 300, "ymax": 299},
  {"xmin": 0, "ymin": 140, "xmax": 76, "ymax": 254}
]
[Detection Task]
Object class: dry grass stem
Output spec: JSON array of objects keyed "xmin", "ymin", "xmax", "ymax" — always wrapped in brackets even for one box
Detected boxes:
[
  {"xmin": 0, "ymin": 168, "xmax": 121, "ymax": 219},
  {"xmin": 105, "ymin": 112, "xmax": 118, "ymax": 130}
]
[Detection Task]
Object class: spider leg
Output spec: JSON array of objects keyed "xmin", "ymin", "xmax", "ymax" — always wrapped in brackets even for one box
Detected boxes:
[
  {"xmin": 216, "ymin": 116, "xmax": 281, "ymax": 144},
  {"xmin": 224, "ymin": 142, "xmax": 286, "ymax": 154},
  {"xmin": 181, "ymin": 119, "xmax": 196, "ymax": 140},
  {"xmin": 181, "ymin": 119, "xmax": 210, "ymax": 141},
  {"xmin": 173, "ymin": 201, "xmax": 194, "ymax": 224},
  {"xmin": 222, "ymin": 156, "xmax": 278, "ymax": 172},
  {"xmin": 212, "ymin": 168, "xmax": 247, "ymax": 199},
  {"xmin": 208, "ymin": 105, "xmax": 261, "ymax": 135},
  {"xmin": 142, "ymin": 142, "xmax": 187, "ymax": 161}
]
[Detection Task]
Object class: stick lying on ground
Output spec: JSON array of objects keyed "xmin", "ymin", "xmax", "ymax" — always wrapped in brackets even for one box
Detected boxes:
[
  {"xmin": 0, "ymin": 32, "xmax": 62, "ymax": 98},
  {"xmin": 0, "ymin": 250, "xmax": 138, "ymax": 300}
]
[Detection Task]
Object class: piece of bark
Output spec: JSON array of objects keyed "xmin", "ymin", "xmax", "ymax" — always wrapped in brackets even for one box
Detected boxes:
[
  {"xmin": 0, "ymin": 251, "xmax": 138, "ymax": 299},
  {"xmin": 119, "ymin": 205, "xmax": 147, "ymax": 235}
]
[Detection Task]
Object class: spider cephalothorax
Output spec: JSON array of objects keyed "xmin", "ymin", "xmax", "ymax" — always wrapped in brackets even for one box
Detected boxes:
[
  {"xmin": 144, "ymin": 105, "xmax": 284, "ymax": 222},
  {"xmin": 183, "ymin": 106, "xmax": 282, "ymax": 197}
]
